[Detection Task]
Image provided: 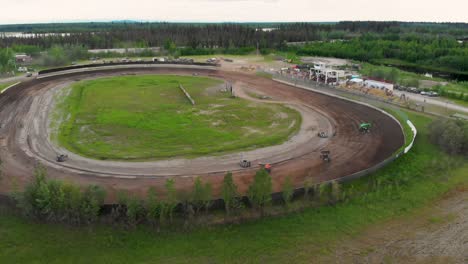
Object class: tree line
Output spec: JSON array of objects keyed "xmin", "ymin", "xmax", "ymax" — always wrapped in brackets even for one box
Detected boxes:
[
  {"xmin": 12, "ymin": 165, "xmax": 344, "ymax": 229},
  {"xmin": 1, "ymin": 22, "xmax": 467, "ymax": 76},
  {"xmin": 2, "ymin": 22, "xmax": 468, "ymax": 50},
  {"xmin": 0, "ymin": 48, "xmax": 15, "ymax": 74},
  {"xmin": 290, "ymin": 34, "xmax": 468, "ymax": 76}
]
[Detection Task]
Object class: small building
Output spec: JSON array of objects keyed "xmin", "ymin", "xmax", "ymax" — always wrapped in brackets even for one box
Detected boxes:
[{"xmin": 15, "ymin": 54, "xmax": 32, "ymax": 64}]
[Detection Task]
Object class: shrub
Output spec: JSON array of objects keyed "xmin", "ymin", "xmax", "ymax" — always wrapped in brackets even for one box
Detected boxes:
[
  {"xmin": 303, "ymin": 177, "xmax": 313, "ymax": 200},
  {"xmin": 222, "ymin": 172, "xmax": 240, "ymax": 215},
  {"xmin": 14, "ymin": 164, "xmax": 106, "ymax": 225},
  {"xmin": 192, "ymin": 177, "xmax": 212, "ymax": 214},
  {"xmin": 146, "ymin": 187, "xmax": 161, "ymax": 228},
  {"xmin": 428, "ymin": 118, "xmax": 467, "ymax": 155},
  {"xmin": 126, "ymin": 195, "xmax": 145, "ymax": 227},
  {"xmin": 62, "ymin": 182, "xmax": 83, "ymax": 225},
  {"xmin": 80, "ymin": 185, "xmax": 106, "ymax": 224},
  {"xmin": 177, "ymin": 190, "xmax": 195, "ymax": 227},
  {"xmin": 161, "ymin": 179, "xmax": 178, "ymax": 223},
  {"xmin": 330, "ymin": 180, "xmax": 342, "ymax": 205},
  {"xmin": 281, "ymin": 176, "xmax": 294, "ymax": 208},
  {"xmin": 247, "ymin": 168, "xmax": 272, "ymax": 215}
]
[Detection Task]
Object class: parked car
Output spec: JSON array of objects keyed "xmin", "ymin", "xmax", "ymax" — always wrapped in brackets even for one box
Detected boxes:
[
  {"xmin": 408, "ymin": 87, "xmax": 420, "ymax": 93},
  {"xmin": 394, "ymin": 85, "xmax": 406, "ymax": 91},
  {"xmin": 428, "ymin": 91, "xmax": 439, "ymax": 97}
]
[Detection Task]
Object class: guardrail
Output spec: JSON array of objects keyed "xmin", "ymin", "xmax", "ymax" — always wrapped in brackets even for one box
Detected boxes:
[
  {"xmin": 404, "ymin": 120, "xmax": 417, "ymax": 154},
  {"xmin": 0, "ymin": 82, "xmax": 20, "ymax": 94}
]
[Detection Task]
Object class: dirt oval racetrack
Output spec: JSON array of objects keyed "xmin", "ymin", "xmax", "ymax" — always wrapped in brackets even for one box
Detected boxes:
[{"xmin": 0, "ymin": 65, "xmax": 404, "ymax": 202}]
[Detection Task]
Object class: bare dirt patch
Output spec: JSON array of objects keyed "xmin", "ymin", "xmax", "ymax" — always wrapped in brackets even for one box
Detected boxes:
[{"xmin": 323, "ymin": 187, "xmax": 468, "ymax": 264}]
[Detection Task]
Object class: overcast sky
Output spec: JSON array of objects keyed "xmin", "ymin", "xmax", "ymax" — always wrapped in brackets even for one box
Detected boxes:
[{"xmin": 0, "ymin": 0, "xmax": 467, "ymax": 25}]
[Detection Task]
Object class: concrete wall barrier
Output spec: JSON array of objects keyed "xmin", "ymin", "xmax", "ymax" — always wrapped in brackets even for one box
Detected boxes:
[{"xmin": 405, "ymin": 120, "xmax": 417, "ymax": 154}]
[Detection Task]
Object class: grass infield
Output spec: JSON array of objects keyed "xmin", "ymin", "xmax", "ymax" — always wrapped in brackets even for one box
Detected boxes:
[{"xmin": 53, "ymin": 75, "xmax": 301, "ymax": 160}]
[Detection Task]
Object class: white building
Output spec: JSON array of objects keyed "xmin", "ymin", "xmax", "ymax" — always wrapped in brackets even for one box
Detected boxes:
[{"xmin": 310, "ymin": 64, "xmax": 346, "ymax": 84}]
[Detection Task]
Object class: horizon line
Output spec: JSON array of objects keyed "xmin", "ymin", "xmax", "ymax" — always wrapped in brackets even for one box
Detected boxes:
[{"xmin": 1, "ymin": 19, "xmax": 468, "ymax": 27}]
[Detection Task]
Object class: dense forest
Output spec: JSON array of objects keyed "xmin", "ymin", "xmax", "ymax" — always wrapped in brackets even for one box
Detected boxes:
[
  {"xmin": 291, "ymin": 35, "xmax": 468, "ymax": 74},
  {"xmin": 2, "ymin": 21, "xmax": 468, "ymax": 49},
  {"xmin": 1, "ymin": 21, "xmax": 468, "ymax": 75}
]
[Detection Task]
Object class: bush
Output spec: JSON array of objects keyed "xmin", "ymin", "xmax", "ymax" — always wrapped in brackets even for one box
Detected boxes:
[
  {"xmin": 161, "ymin": 179, "xmax": 178, "ymax": 223},
  {"xmin": 281, "ymin": 176, "xmax": 294, "ymax": 208},
  {"xmin": 0, "ymin": 48, "xmax": 16, "ymax": 74},
  {"xmin": 192, "ymin": 177, "xmax": 212, "ymax": 214},
  {"xmin": 330, "ymin": 180, "xmax": 342, "ymax": 205},
  {"xmin": 247, "ymin": 169, "xmax": 272, "ymax": 215},
  {"xmin": 428, "ymin": 118, "xmax": 468, "ymax": 155},
  {"xmin": 222, "ymin": 172, "xmax": 240, "ymax": 215},
  {"xmin": 80, "ymin": 185, "xmax": 106, "ymax": 224},
  {"xmin": 126, "ymin": 195, "xmax": 145, "ymax": 227},
  {"xmin": 146, "ymin": 187, "xmax": 161, "ymax": 228},
  {"xmin": 14, "ymin": 164, "xmax": 106, "ymax": 225}
]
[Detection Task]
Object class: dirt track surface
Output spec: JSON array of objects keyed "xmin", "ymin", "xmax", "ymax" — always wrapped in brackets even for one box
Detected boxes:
[{"xmin": 0, "ymin": 66, "xmax": 404, "ymax": 202}]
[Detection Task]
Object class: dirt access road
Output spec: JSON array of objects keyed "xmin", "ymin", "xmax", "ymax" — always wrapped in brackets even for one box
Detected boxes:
[
  {"xmin": 393, "ymin": 89, "xmax": 468, "ymax": 114},
  {"xmin": 0, "ymin": 65, "xmax": 404, "ymax": 202}
]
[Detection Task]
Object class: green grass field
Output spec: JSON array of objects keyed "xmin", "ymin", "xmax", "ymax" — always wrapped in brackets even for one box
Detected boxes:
[
  {"xmin": 53, "ymin": 75, "xmax": 301, "ymax": 160},
  {"xmin": 1, "ymin": 110, "xmax": 467, "ymax": 263}
]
